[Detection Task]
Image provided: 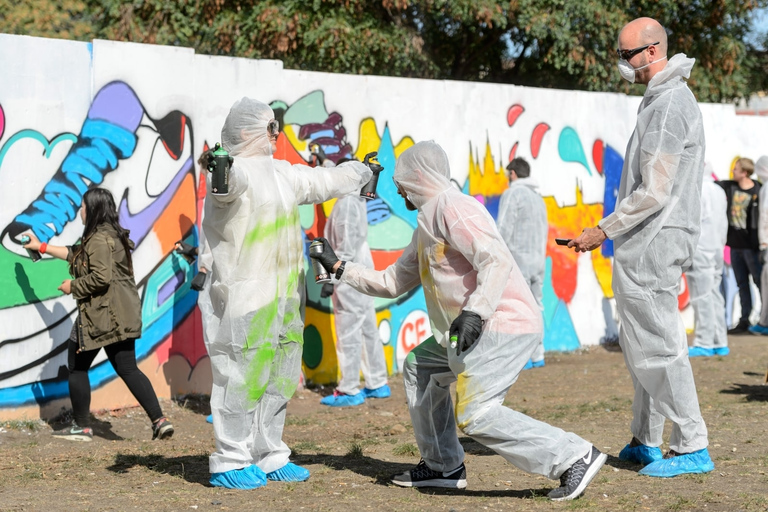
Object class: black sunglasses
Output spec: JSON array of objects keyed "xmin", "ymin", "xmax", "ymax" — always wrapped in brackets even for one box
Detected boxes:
[{"xmin": 616, "ymin": 42, "xmax": 659, "ymax": 61}]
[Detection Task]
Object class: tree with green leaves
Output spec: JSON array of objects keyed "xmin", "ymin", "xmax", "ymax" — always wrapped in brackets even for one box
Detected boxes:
[{"xmin": 1, "ymin": 0, "xmax": 766, "ymax": 102}]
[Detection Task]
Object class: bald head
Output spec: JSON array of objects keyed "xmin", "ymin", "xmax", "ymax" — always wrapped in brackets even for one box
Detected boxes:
[{"xmin": 620, "ymin": 17, "xmax": 668, "ymax": 56}]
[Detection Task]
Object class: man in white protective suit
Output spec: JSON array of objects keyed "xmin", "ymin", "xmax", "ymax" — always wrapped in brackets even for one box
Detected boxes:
[
  {"xmin": 687, "ymin": 163, "xmax": 729, "ymax": 357},
  {"xmin": 198, "ymin": 98, "xmax": 372, "ymax": 489},
  {"xmin": 311, "ymin": 141, "xmax": 607, "ymax": 501},
  {"xmin": 496, "ymin": 156, "xmax": 549, "ymax": 369},
  {"xmin": 569, "ymin": 17, "xmax": 715, "ymax": 477},
  {"xmin": 320, "ymin": 158, "xmax": 390, "ymax": 407}
]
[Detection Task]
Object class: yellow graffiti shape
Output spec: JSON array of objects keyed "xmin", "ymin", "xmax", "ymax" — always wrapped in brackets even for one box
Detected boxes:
[{"xmin": 468, "ymin": 141, "xmax": 508, "ymax": 197}]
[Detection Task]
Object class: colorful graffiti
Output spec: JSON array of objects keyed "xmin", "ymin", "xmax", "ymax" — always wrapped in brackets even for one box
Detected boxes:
[
  {"xmin": 2, "ymin": 34, "xmax": 765, "ymax": 417},
  {"xmin": 0, "ymin": 80, "xmax": 207, "ymax": 416}
]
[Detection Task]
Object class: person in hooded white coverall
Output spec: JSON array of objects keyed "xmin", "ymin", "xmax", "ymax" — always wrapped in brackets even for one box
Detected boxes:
[
  {"xmin": 496, "ymin": 157, "xmax": 548, "ymax": 367},
  {"xmin": 687, "ymin": 165, "xmax": 729, "ymax": 356},
  {"xmin": 198, "ymin": 98, "xmax": 371, "ymax": 488},
  {"xmin": 748, "ymin": 156, "xmax": 768, "ymax": 335},
  {"xmin": 570, "ymin": 18, "xmax": 714, "ymax": 477},
  {"xmin": 321, "ymin": 186, "xmax": 389, "ymax": 406},
  {"xmin": 312, "ymin": 141, "xmax": 606, "ymax": 501}
]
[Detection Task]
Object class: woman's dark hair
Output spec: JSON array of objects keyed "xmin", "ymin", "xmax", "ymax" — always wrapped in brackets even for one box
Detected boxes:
[{"xmin": 70, "ymin": 188, "xmax": 134, "ymax": 275}]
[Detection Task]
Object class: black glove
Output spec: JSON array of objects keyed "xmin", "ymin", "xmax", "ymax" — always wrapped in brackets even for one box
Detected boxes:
[
  {"xmin": 363, "ymin": 152, "xmax": 384, "ymax": 174},
  {"xmin": 175, "ymin": 240, "xmax": 198, "ymax": 261},
  {"xmin": 761, "ymin": 249, "xmax": 767, "ymax": 265},
  {"xmin": 309, "ymin": 237, "xmax": 341, "ymax": 274},
  {"xmin": 320, "ymin": 283, "xmax": 335, "ymax": 298},
  {"xmin": 190, "ymin": 271, "xmax": 207, "ymax": 291},
  {"xmin": 310, "ymin": 143, "xmax": 327, "ymax": 166},
  {"xmin": 449, "ymin": 310, "xmax": 484, "ymax": 356},
  {"xmin": 198, "ymin": 148, "xmax": 215, "ymax": 170}
]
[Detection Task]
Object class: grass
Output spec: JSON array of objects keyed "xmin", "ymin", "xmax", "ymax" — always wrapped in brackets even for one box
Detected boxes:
[
  {"xmin": 345, "ymin": 443, "xmax": 364, "ymax": 458},
  {"xmin": 292, "ymin": 441, "xmax": 320, "ymax": 453},
  {"xmin": 285, "ymin": 416, "xmax": 311, "ymax": 426},
  {"xmin": 392, "ymin": 443, "xmax": 419, "ymax": 457},
  {"xmin": 667, "ymin": 497, "xmax": 696, "ymax": 511},
  {"xmin": 2, "ymin": 419, "xmax": 43, "ymax": 431}
]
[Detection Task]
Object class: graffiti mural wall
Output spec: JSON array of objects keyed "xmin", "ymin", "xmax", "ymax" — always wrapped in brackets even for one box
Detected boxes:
[{"xmin": 2, "ymin": 35, "xmax": 766, "ymax": 419}]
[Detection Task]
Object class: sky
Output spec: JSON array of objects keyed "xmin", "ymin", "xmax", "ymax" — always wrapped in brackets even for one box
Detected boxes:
[{"xmin": 750, "ymin": 7, "xmax": 768, "ymax": 50}]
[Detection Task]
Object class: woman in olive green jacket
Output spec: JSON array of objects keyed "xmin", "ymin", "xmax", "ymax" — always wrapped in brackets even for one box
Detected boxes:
[{"xmin": 23, "ymin": 188, "xmax": 174, "ymax": 442}]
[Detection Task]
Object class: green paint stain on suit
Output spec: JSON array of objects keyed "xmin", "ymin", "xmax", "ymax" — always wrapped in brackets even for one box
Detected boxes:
[
  {"xmin": 244, "ymin": 342, "xmax": 276, "ymax": 402},
  {"xmin": 244, "ymin": 209, "xmax": 299, "ymax": 247}
]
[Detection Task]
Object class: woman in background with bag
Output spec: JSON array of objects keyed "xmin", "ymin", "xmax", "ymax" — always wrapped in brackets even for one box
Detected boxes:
[{"xmin": 22, "ymin": 188, "xmax": 173, "ymax": 442}]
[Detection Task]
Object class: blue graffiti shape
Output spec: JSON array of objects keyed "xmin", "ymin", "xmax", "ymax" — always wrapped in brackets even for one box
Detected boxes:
[
  {"xmin": 600, "ymin": 145, "xmax": 624, "ymax": 257},
  {"xmin": 558, "ymin": 127, "xmax": 592, "ymax": 176},
  {"xmin": 3, "ymin": 82, "xmax": 142, "ymax": 243},
  {"xmin": 366, "ymin": 198, "xmax": 392, "ymax": 225}
]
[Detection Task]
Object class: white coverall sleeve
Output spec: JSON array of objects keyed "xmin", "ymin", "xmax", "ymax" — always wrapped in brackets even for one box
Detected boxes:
[
  {"xmin": 759, "ymin": 187, "xmax": 768, "ymax": 249},
  {"xmin": 341, "ymin": 230, "xmax": 421, "ymax": 299},
  {"xmin": 598, "ymin": 106, "xmax": 687, "ymax": 239},
  {"xmin": 331, "ymin": 199, "xmax": 365, "ymax": 262},
  {"xmin": 207, "ymin": 160, "xmax": 250, "ymax": 205},
  {"xmin": 284, "ymin": 161, "xmax": 372, "ymax": 205},
  {"xmin": 441, "ymin": 201, "xmax": 514, "ymax": 320}
]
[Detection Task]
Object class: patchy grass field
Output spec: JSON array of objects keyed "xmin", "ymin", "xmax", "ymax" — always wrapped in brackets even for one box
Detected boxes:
[{"xmin": 1, "ymin": 336, "xmax": 767, "ymax": 512}]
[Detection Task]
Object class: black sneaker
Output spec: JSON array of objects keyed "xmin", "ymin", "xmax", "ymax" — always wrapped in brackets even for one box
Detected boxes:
[
  {"xmin": 391, "ymin": 459, "xmax": 467, "ymax": 489},
  {"xmin": 548, "ymin": 446, "xmax": 607, "ymax": 501},
  {"xmin": 52, "ymin": 423, "xmax": 93, "ymax": 442},
  {"xmin": 727, "ymin": 320, "xmax": 750, "ymax": 335},
  {"xmin": 152, "ymin": 417, "xmax": 174, "ymax": 440}
]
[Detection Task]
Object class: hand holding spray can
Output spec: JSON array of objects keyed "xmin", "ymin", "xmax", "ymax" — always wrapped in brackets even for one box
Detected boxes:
[
  {"xmin": 309, "ymin": 239, "xmax": 332, "ymax": 283},
  {"xmin": 360, "ymin": 152, "xmax": 384, "ymax": 200},
  {"xmin": 208, "ymin": 143, "xmax": 233, "ymax": 195},
  {"xmin": 20, "ymin": 235, "xmax": 41, "ymax": 262}
]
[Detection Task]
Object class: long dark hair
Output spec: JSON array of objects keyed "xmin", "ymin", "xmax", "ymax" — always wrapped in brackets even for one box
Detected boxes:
[{"xmin": 70, "ymin": 188, "xmax": 134, "ymax": 275}]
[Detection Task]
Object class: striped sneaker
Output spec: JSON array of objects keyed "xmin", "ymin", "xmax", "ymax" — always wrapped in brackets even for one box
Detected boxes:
[
  {"xmin": 152, "ymin": 417, "xmax": 174, "ymax": 440},
  {"xmin": 52, "ymin": 423, "xmax": 93, "ymax": 442},
  {"xmin": 392, "ymin": 459, "xmax": 467, "ymax": 489}
]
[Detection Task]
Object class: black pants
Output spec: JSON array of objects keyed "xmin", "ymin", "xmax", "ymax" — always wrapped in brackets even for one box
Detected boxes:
[{"xmin": 67, "ymin": 338, "xmax": 164, "ymax": 427}]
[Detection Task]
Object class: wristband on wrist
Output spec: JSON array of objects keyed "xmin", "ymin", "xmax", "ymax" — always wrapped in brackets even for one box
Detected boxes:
[
  {"xmin": 335, "ymin": 261, "xmax": 346, "ymax": 279},
  {"xmin": 39, "ymin": 242, "xmax": 48, "ymax": 254}
]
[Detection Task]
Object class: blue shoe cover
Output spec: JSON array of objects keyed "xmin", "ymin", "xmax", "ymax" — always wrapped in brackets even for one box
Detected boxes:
[
  {"xmin": 361, "ymin": 384, "xmax": 391, "ymax": 399},
  {"xmin": 618, "ymin": 443, "xmax": 663, "ymax": 465},
  {"xmin": 321, "ymin": 392, "xmax": 365, "ymax": 407},
  {"xmin": 530, "ymin": 359, "xmax": 545, "ymax": 368},
  {"xmin": 749, "ymin": 323, "xmax": 768, "ymax": 336},
  {"xmin": 522, "ymin": 359, "xmax": 534, "ymax": 370},
  {"xmin": 688, "ymin": 346, "xmax": 714, "ymax": 357},
  {"xmin": 210, "ymin": 465, "xmax": 267, "ymax": 489},
  {"xmin": 206, "ymin": 414, "xmax": 213, "ymax": 424},
  {"xmin": 639, "ymin": 448, "xmax": 715, "ymax": 478},
  {"xmin": 267, "ymin": 462, "xmax": 310, "ymax": 482},
  {"xmin": 713, "ymin": 347, "xmax": 730, "ymax": 356}
]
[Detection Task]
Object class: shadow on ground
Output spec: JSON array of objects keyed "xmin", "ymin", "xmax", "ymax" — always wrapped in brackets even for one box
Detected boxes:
[
  {"xmin": 107, "ymin": 453, "xmax": 210, "ymax": 486},
  {"xmin": 720, "ymin": 383, "xmax": 768, "ymax": 402}
]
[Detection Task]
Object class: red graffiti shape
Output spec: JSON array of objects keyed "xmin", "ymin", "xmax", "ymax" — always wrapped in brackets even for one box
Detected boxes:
[
  {"xmin": 507, "ymin": 104, "xmax": 524, "ymax": 127},
  {"xmin": 592, "ymin": 140, "xmax": 604, "ymax": 175},
  {"xmin": 531, "ymin": 123, "xmax": 550, "ymax": 159},
  {"xmin": 0, "ymin": 103, "xmax": 4, "ymax": 139},
  {"xmin": 508, "ymin": 142, "xmax": 518, "ymax": 162}
]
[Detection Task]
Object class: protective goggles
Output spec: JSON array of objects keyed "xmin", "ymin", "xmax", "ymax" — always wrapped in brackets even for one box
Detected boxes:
[
  {"xmin": 267, "ymin": 119, "xmax": 280, "ymax": 137},
  {"xmin": 616, "ymin": 42, "xmax": 658, "ymax": 61}
]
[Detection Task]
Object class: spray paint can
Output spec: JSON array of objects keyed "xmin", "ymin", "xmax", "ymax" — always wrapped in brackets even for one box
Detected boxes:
[
  {"xmin": 360, "ymin": 152, "xmax": 384, "ymax": 200},
  {"xmin": 19, "ymin": 235, "xmax": 41, "ymax": 262},
  {"xmin": 208, "ymin": 143, "xmax": 233, "ymax": 195},
  {"xmin": 309, "ymin": 239, "xmax": 332, "ymax": 284}
]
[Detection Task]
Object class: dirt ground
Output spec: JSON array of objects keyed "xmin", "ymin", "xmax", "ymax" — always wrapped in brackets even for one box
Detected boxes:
[{"xmin": 1, "ymin": 335, "xmax": 767, "ymax": 512}]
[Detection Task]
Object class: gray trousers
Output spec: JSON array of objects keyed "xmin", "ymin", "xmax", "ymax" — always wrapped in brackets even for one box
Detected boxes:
[{"xmin": 402, "ymin": 330, "xmax": 590, "ymax": 479}]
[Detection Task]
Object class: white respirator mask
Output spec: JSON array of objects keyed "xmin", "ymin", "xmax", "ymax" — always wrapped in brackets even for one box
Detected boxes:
[{"xmin": 618, "ymin": 56, "xmax": 666, "ymax": 83}]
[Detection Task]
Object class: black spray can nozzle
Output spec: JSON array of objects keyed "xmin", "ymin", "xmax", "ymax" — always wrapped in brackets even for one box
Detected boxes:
[
  {"xmin": 360, "ymin": 151, "xmax": 384, "ymax": 200},
  {"xmin": 19, "ymin": 235, "xmax": 42, "ymax": 262},
  {"xmin": 208, "ymin": 143, "xmax": 233, "ymax": 195}
]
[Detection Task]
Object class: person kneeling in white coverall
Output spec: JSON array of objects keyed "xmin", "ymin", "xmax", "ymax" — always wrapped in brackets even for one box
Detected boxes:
[
  {"xmin": 311, "ymin": 141, "xmax": 606, "ymax": 501},
  {"xmin": 198, "ymin": 98, "xmax": 373, "ymax": 490}
]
